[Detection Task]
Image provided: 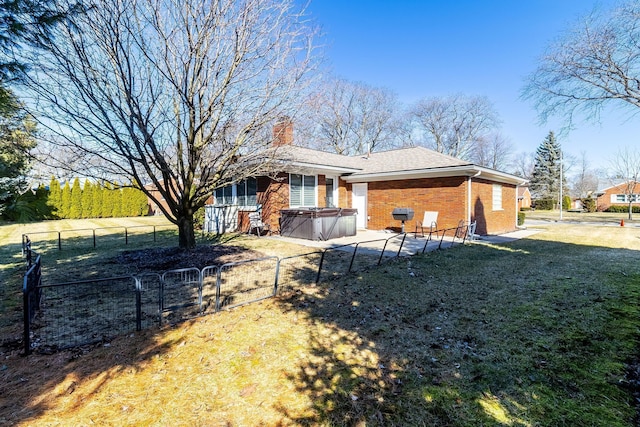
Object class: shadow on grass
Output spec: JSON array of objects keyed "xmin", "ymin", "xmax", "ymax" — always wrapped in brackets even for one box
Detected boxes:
[
  {"xmin": 2, "ymin": 230, "xmax": 640, "ymax": 425},
  {"xmin": 274, "ymin": 238, "xmax": 640, "ymax": 426}
]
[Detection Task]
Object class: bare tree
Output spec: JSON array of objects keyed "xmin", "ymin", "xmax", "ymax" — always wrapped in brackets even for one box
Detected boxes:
[
  {"xmin": 297, "ymin": 77, "xmax": 401, "ymax": 155},
  {"xmin": 471, "ymin": 132, "xmax": 513, "ymax": 170},
  {"xmin": 524, "ymin": 1, "xmax": 640, "ymax": 126},
  {"xmin": 21, "ymin": 0, "xmax": 318, "ymax": 248},
  {"xmin": 511, "ymin": 151, "xmax": 535, "ymax": 180},
  {"xmin": 409, "ymin": 94, "xmax": 501, "ymax": 160},
  {"xmin": 609, "ymin": 147, "xmax": 640, "ymax": 219},
  {"xmin": 571, "ymin": 151, "xmax": 599, "ymax": 198}
]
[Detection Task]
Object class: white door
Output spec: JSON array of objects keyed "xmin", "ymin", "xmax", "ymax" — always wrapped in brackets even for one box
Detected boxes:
[{"xmin": 352, "ymin": 183, "xmax": 367, "ymax": 229}]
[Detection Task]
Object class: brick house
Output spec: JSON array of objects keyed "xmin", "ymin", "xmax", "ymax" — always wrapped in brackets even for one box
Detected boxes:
[
  {"xmin": 595, "ymin": 181, "xmax": 640, "ymax": 211},
  {"xmin": 517, "ymin": 186, "xmax": 532, "ymax": 211},
  {"xmin": 209, "ymin": 122, "xmax": 527, "ymax": 236}
]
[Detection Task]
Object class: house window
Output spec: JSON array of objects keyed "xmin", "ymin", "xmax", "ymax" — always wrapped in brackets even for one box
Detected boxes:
[
  {"xmin": 613, "ymin": 194, "xmax": 640, "ymax": 203},
  {"xmin": 214, "ymin": 185, "xmax": 233, "ymax": 205},
  {"xmin": 214, "ymin": 177, "xmax": 258, "ymax": 206},
  {"xmin": 237, "ymin": 177, "xmax": 257, "ymax": 206},
  {"xmin": 290, "ymin": 174, "xmax": 316, "ymax": 207},
  {"xmin": 492, "ymin": 184, "xmax": 502, "ymax": 210}
]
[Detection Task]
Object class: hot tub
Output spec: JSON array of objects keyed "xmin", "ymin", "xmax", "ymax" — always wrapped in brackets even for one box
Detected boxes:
[{"xmin": 279, "ymin": 208, "xmax": 357, "ymax": 240}]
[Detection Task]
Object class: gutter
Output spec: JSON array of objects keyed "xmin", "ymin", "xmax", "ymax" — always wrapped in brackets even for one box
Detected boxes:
[{"xmin": 468, "ymin": 171, "xmax": 481, "ymax": 226}]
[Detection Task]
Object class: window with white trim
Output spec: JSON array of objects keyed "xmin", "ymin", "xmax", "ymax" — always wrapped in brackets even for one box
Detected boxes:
[
  {"xmin": 613, "ymin": 194, "xmax": 640, "ymax": 203},
  {"xmin": 290, "ymin": 174, "xmax": 316, "ymax": 207},
  {"xmin": 492, "ymin": 184, "xmax": 503, "ymax": 210},
  {"xmin": 214, "ymin": 178, "xmax": 258, "ymax": 206}
]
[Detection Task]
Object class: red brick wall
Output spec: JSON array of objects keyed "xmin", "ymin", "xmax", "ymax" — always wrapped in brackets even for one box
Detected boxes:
[
  {"xmin": 366, "ymin": 177, "xmax": 468, "ymax": 232},
  {"xmin": 257, "ymin": 174, "xmax": 517, "ymax": 235},
  {"xmin": 258, "ymin": 174, "xmax": 289, "ymax": 232},
  {"xmin": 471, "ymin": 179, "xmax": 517, "ymax": 235},
  {"xmin": 363, "ymin": 177, "xmax": 516, "ymax": 235}
]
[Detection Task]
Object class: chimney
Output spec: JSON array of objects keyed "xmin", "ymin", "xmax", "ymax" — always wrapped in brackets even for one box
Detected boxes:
[{"xmin": 273, "ymin": 117, "xmax": 293, "ymax": 146}]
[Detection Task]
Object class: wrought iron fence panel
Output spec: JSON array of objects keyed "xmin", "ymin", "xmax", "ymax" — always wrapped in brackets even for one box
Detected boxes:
[
  {"xmin": 22, "ymin": 255, "xmax": 42, "ymax": 355},
  {"xmin": 160, "ymin": 268, "xmax": 202, "ymax": 324},
  {"xmin": 201, "ymin": 266, "xmax": 219, "ymax": 315},
  {"xmin": 349, "ymin": 238, "xmax": 393, "ymax": 272},
  {"xmin": 135, "ymin": 273, "xmax": 163, "ymax": 330},
  {"xmin": 33, "ymin": 276, "xmax": 137, "ymax": 351},
  {"xmin": 275, "ymin": 252, "xmax": 323, "ymax": 294},
  {"xmin": 217, "ymin": 257, "xmax": 278, "ymax": 310},
  {"xmin": 317, "ymin": 244, "xmax": 355, "ymax": 283}
]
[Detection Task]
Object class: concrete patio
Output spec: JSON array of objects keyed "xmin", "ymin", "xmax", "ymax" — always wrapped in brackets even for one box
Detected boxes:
[{"xmin": 269, "ymin": 227, "xmax": 542, "ymax": 257}]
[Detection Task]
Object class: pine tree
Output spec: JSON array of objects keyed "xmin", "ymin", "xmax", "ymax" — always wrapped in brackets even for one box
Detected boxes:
[
  {"xmin": 69, "ymin": 177, "xmax": 83, "ymax": 218},
  {"xmin": 529, "ymin": 131, "xmax": 565, "ymax": 204},
  {"xmin": 82, "ymin": 181, "xmax": 93, "ymax": 218},
  {"xmin": 92, "ymin": 182, "xmax": 103, "ymax": 218},
  {"xmin": 60, "ymin": 181, "xmax": 72, "ymax": 219},
  {"xmin": 47, "ymin": 176, "xmax": 61, "ymax": 218}
]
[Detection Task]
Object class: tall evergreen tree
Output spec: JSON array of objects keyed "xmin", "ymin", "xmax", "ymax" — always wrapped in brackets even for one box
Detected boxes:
[
  {"xmin": 69, "ymin": 177, "xmax": 82, "ymax": 218},
  {"xmin": 60, "ymin": 180, "xmax": 71, "ymax": 218},
  {"xmin": 82, "ymin": 180, "xmax": 93, "ymax": 218},
  {"xmin": 529, "ymin": 131, "xmax": 564, "ymax": 204},
  {"xmin": 101, "ymin": 181, "xmax": 112, "ymax": 218},
  {"xmin": 111, "ymin": 184, "xmax": 122, "ymax": 218},
  {"xmin": 91, "ymin": 182, "xmax": 103, "ymax": 218},
  {"xmin": 47, "ymin": 176, "xmax": 61, "ymax": 217}
]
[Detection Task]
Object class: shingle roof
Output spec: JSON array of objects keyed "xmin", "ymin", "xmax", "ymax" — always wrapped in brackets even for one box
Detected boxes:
[
  {"xmin": 278, "ymin": 145, "xmax": 470, "ymax": 174},
  {"xmin": 352, "ymin": 146, "xmax": 470, "ymax": 175},
  {"xmin": 276, "ymin": 144, "xmax": 524, "ymax": 185},
  {"xmin": 276, "ymin": 145, "xmax": 363, "ymax": 171}
]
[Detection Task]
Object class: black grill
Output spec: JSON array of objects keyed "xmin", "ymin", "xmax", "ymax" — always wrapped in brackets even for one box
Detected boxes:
[{"xmin": 392, "ymin": 207, "xmax": 414, "ymax": 221}]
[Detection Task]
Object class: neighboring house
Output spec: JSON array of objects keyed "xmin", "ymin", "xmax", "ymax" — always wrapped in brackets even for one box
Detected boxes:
[
  {"xmin": 209, "ymin": 122, "xmax": 527, "ymax": 236},
  {"xmin": 144, "ymin": 184, "xmax": 170, "ymax": 215},
  {"xmin": 594, "ymin": 181, "xmax": 640, "ymax": 212},
  {"xmin": 517, "ymin": 186, "xmax": 532, "ymax": 211}
]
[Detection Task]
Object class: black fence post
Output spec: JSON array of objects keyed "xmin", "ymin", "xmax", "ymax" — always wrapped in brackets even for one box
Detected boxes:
[
  {"xmin": 22, "ymin": 275, "xmax": 31, "ymax": 356},
  {"xmin": 274, "ymin": 259, "xmax": 281, "ymax": 296},
  {"xmin": 58, "ymin": 231, "xmax": 62, "ymax": 250},
  {"xmin": 396, "ymin": 233, "xmax": 407, "ymax": 257},
  {"xmin": 348, "ymin": 244, "xmax": 359, "ymax": 273},
  {"xmin": 315, "ymin": 250, "xmax": 326, "ymax": 285},
  {"xmin": 153, "ymin": 226, "xmax": 156, "ymax": 242},
  {"xmin": 93, "ymin": 229, "xmax": 96, "ymax": 248},
  {"xmin": 125, "ymin": 228, "xmax": 128, "ymax": 245}
]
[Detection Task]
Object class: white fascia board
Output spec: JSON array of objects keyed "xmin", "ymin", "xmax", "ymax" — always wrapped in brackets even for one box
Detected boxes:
[
  {"xmin": 284, "ymin": 161, "xmax": 362, "ymax": 175},
  {"xmin": 343, "ymin": 165, "xmax": 527, "ymax": 186}
]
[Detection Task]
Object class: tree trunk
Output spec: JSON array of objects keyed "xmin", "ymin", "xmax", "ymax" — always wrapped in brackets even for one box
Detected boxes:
[
  {"xmin": 629, "ymin": 202, "xmax": 633, "ymax": 221},
  {"xmin": 178, "ymin": 215, "xmax": 196, "ymax": 249}
]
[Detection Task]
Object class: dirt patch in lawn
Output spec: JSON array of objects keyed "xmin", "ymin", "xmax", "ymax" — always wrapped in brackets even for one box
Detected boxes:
[{"xmin": 116, "ymin": 244, "xmax": 267, "ymax": 273}]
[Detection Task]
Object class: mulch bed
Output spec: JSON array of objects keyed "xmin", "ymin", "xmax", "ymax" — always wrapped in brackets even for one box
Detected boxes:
[{"xmin": 116, "ymin": 245, "xmax": 266, "ymax": 272}]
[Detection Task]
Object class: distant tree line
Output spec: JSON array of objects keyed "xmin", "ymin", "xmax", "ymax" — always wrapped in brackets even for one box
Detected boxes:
[{"xmin": 47, "ymin": 177, "xmax": 149, "ymax": 219}]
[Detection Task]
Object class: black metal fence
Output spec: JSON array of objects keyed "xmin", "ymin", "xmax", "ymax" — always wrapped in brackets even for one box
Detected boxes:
[
  {"xmin": 21, "ymin": 221, "xmax": 476, "ymax": 355},
  {"xmin": 21, "ymin": 224, "xmax": 177, "ymax": 253}
]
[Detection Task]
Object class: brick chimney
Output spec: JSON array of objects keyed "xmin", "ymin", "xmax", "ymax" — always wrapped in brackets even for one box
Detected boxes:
[{"xmin": 273, "ymin": 117, "xmax": 293, "ymax": 146}]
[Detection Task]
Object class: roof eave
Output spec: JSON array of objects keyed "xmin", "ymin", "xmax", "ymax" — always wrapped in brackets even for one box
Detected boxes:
[
  {"xmin": 283, "ymin": 161, "xmax": 362, "ymax": 175},
  {"xmin": 343, "ymin": 165, "xmax": 527, "ymax": 185}
]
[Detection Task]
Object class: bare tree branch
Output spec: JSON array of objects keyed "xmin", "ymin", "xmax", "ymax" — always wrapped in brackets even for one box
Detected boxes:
[{"xmin": 21, "ymin": 0, "xmax": 319, "ymax": 248}]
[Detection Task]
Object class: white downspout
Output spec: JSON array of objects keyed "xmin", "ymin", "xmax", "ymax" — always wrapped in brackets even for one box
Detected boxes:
[{"xmin": 468, "ymin": 171, "xmax": 481, "ymax": 225}]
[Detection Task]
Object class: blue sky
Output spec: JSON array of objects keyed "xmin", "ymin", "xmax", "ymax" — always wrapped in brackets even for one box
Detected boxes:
[{"xmin": 303, "ymin": 0, "xmax": 638, "ymax": 172}]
